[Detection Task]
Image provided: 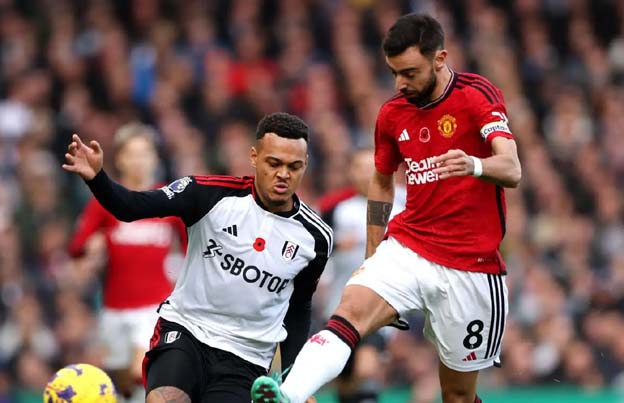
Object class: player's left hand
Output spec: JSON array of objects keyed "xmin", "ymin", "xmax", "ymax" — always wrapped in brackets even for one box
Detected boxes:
[
  {"xmin": 305, "ymin": 397, "xmax": 317, "ymax": 403},
  {"xmin": 431, "ymin": 149, "xmax": 475, "ymax": 179}
]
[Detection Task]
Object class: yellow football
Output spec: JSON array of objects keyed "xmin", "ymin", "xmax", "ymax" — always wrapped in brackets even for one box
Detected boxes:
[{"xmin": 43, "ymin": 363, "xmax": 117, "ymax": 403}]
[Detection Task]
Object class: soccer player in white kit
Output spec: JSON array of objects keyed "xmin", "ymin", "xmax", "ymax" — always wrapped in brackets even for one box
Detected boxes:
[{"xmin": 63, "ymin": 113, "xmax": 333, "ymax": 403}]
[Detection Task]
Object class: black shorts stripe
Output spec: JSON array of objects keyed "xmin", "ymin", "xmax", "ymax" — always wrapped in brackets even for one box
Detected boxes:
[
  {"xmin": 488, "ymin": 275, "xmax": 506, "ymax": 359},
  {"xmin": 484, "ymin": 274, "xmax": 496, "ymax": 359},
  {"xmin": 484, "ymin": 274, "xmax": 506, "ymax": 360},
  {"xmin": 493, "ymin": 275, "xmax": 506, "ymax": 357},
  {"xmin": 491, "ymin": 276, "xmax": 502, "ymax": 359}
]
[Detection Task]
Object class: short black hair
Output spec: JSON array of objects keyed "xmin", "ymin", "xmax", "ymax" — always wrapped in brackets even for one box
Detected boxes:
[
  {"xmin": 256, "ymin": 112, "xmax": 309, "ymax": 142},
  {"xmin": 382, "ymin": 13, "xmax": 444, "ymax": 58}
]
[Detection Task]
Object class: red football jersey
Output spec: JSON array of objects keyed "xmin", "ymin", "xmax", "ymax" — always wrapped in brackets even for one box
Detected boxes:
[
  {"xmin": 69, "ymin": 197, "xmax": 187, "ymax": 309},
  {"xmin": 375, "ymin": 71, "xmax": 514, "ymax": 274}
]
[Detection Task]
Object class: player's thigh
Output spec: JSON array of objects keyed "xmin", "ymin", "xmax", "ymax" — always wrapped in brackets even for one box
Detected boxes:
[
  {"xmin": 202, "ymin": 346, "xmax": 267, "ymax": 403},
  {"xmin": 99, "ymin": 309, "xmax": 132, "ymax": 370},
  {"xmin": 145, "ymin": 349, "xmax": 195, "ymax": 403},
  {"xmin": 144, "ymin": 319, "xmax": 203, "ymax": 401},
  {"xmin": 438, "ymin": 362, "xmax": 479, "ymax": 403},
  {"xmin": 343, "ymin": 237, "xmax": 427, "ymax": 335},
  {"xmin": 425, "ymin": 269, "xmax": 508, "ymax": 372}
]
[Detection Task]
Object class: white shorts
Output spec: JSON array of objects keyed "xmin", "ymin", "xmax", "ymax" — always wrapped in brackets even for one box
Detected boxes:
[
  {"xmin": 99, "ymin": 305, "xmax": 160, "ymax": 370},
  {"xmin": 347, "ymin": 237, "xmax": 508, "ymax": 372}
]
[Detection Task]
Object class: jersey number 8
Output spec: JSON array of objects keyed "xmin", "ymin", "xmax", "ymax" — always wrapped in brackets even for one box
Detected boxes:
[{"xmin": 463, "ymin": 319, "xmax": 484, "ymax": 350}]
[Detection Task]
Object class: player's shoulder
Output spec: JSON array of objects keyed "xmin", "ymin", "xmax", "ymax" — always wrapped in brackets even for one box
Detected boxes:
[
  {"xmin": 160, "ymin": 174, "xmax": 254, "ymax": 200},
  {"xmin": 192, "ymin": 175, "xmax": 254, "ymax": 193},
  {"xmin": 455, "ymin": 71, "xmax": 504, "ymax": 105},
  {"xmin": 294, "ymin": 201, "xmax": 334, "ymax": 255},
  {"xmin": 380, "ymin": 92, "xmax": 408, "ymax": 113}
]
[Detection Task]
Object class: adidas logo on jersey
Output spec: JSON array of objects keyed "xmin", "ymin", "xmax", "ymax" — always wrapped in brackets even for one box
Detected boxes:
[
  {"xmin": 398, "ymin": 128, "xmax": 410, "ymax": 142},
  {"xmin": 222, "ymin": 225, "xmax": 238, "ymax": 236},
  {"xmin": 462, "ymin": 351, "xmax": 477, "ymax": 362}
]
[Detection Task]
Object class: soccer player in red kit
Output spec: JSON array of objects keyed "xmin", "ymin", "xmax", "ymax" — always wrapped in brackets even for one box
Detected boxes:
[
  {"xmin": 251, "ymin": 13, "xmax": 521, "ymax": 403},
  {"xmin": 69, "ymin": 123, "xmax": 186, "ymax": 401}
]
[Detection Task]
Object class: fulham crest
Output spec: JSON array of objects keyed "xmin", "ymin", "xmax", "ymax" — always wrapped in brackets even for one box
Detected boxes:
[
  {"xmin": 282, "ymin": 241, "xmax": 300, "ymax": 261},
  {"xmin": 165, "ymin": 331, "xmax": 181, "ymax": 344}
]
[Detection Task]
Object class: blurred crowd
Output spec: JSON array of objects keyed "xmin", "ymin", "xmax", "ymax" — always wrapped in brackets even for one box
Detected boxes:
[{"xmin": 0, "ymin": 0, "xmax": 623, "ymax": 401}]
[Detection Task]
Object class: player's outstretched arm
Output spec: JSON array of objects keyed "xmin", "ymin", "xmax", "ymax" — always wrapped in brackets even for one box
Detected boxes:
[
  {"xmin": 62, "ymin": 134, "xmax": 103, "ymax": 180},
  {"xmin": 63, "ymin": 134, "xmax": 192, "ymax": 223}
]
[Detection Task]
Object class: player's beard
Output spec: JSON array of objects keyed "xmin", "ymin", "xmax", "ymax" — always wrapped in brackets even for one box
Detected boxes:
[{"xmin": 405, "ymin": 68, "xmax": 437, "ymax": 107}]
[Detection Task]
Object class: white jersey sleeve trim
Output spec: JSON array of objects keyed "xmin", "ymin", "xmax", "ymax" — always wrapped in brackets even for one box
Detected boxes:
[{"xmin": 298, "ymin": 204, "xmax": 334, "ymax": 255}]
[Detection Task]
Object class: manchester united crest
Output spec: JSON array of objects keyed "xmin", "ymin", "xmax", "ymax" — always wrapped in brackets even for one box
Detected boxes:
[{"xmin": 437, "ymin": 114, "xmax": 457, "ymax": 138}]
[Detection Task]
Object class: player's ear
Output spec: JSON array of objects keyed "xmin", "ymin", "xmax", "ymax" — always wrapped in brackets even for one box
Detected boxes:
[
  {"xmin": 434, "ymin": 49, "xmax": 448, "ymax": 71},
  {"xmin": 250, "ymin": 147, "xmax": 258, "ymax": 168}
]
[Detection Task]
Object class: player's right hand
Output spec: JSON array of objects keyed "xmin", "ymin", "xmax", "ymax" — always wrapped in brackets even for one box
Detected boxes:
[{"xmin": 62, "ymin": 134, "xmax": 104, "ymax": 181}]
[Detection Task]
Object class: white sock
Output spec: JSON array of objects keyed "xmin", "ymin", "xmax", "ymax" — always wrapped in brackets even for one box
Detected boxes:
[{"xmin": 280, "ymin": 330, "xmax": 352, "ymax": 403}]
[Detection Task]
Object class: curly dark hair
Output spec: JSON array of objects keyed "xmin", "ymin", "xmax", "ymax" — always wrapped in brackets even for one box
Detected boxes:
[
  {"xmin": 382, "ymin": 13, "xmax": 444, "ymax": 58},
  {"xmin": 256, "ymin": 112, "xmax": 309, "ymax": 142}
]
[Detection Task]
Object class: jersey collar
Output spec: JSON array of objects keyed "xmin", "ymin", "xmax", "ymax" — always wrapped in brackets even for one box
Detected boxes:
[{"xmin": 253, "ymin": 185, "xmax": 300, "ymax": 218}]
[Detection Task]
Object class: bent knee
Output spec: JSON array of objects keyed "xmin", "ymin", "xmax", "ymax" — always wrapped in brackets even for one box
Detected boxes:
[
  {"xmin": 146, "ymin": 386, "xmax": 191, "ymax": 403},
  {"xmin": 334, "ymin": 286, "xmax": 397, "ymax": 336}
]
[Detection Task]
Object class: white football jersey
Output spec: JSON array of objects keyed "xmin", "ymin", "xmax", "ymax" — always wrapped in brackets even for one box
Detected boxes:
[{"xmin": 87, "ymin": 172, "xmax": 333, "ymax": 368}]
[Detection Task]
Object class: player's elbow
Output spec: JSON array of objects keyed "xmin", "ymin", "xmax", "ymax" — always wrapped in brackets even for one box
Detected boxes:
[
  {"xmin": 505, "ymin": 165, "xmax": 522, "ymax": 188},
  {"xmin": 112, "ymin": 211, "xmax": 136, "ymax": 222}
]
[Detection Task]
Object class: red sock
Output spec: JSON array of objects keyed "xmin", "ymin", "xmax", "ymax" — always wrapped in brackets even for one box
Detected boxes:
[
  {"xmin": 475, "ymin": 395, "xmax": 482, "ymax": 403},
  {"xmin": 324, "ymin": 315, "xmax": 361, "ymax": 350}
]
